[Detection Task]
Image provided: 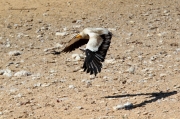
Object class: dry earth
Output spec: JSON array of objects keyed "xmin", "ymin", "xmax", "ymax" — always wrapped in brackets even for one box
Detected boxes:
[{"xmin": 0, "ymin": 0, "xmax": 180, "ymax": 119}]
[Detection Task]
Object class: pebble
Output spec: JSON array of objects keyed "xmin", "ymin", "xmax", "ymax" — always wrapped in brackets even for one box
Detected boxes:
[
  {"xmin": 14, "ymin": 70, "xmax": 31, "ymax": 77},
  {"xmin": 77, "ymin": 20, "xmax": 82, "ymax": 23},
  {"xmin": 0, "ymin": 111, "xmax": 3, "ymax": 115},
  {"xmin": 9, "ymin": 88, "xmax": 18, "ymax": 93},
  {"xmin": 5, "ymin": 42, "xmax": 11, "ymax": 47},
  {"xmin": 160, "ymin": 73, "xmax": 167, "ymax": 78},
  {"xmin": 43, "ymin": 13, "xmax": 49, "ymax": 16},
  {"xmin": 55, "ymin": 43, "xmax": 63, "ymax": 48},
  {"xmin": 8, "ymin": 51, "xmax": 21, "ymax": 56},
  {"xmin": 0, "ymin": 70, "xmax": 4, "ymax": 75},
  {"xmin": 72, "ymin": 54, "xmax": 81, "ymax": 61},
  {"xmin": 0, "ymin": 69, "xmax": 13, "ymax": 77},
  {"xmin": 113, "ymin": 105, "xmax": 124, "ymax": 110},
  {"xmin": 37, "ymin": 35, "xmax": 43, "ymax": 38},
  {"xmin": 17, "ymin": 33, "xmax": 24, "ymax": 38},
  {"xmin": 176, "ymin": 48, "xmax": 180, "ymax": 52},
  {"xmin": 90, "ymin": 75, "xmax": 95, "ymax": 79},
  {"xmin": 14, "ymin": 93, "xmax": 22, "ymax": 98},
  {"xmin": 150, "ymin": 55, "xmax": 157, "ymax": 61},
  {"xmin": 124, "ymin": 102, "xmax": 133, "ymax": 109},
  {"xmin": 41, "ymin": 83, "xmax": 51, "ymax": 87},
  {"xmin": 73, "ymin": 25, "xmax": 82, "ymax": 28},
  {"xmin": 55, "ymin": 32, "xmax": 68, "ymax": 36},
  {"xmin": 105, "ymin": 59, "xmax": 116, "ymax": 64},
  {"xmin": 34, "ymin": 83, "xmax": 41, "ymax": 87},
  {"xmin": 113, "ymin": 102, "xmax": 133, "ymax": 110},
  {"xmin": 108, "ymin": 28, "xmax": 117, "ymax": 31},
  {"xmin": 69, "ymin": 85, "xmax": 75, "ymax": 89},
  {"xmin": 129, "ymin": 20, "xmax": 135, "ymax": 24},
  {"xmin": 81, "ymin": 80, "xmax": 92, "ymax": 88},
  {"xmin": 76, "ymin": 106, "xmax": 83, "ymax": 110},
  {"xmin": 128, "ymin": 66, "xmax": 135, "ymax": 74}
]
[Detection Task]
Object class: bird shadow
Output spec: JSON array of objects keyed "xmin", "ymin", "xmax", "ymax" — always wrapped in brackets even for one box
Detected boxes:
[{"xmin": 103, "ymin": 91, "xmax": 177, "ymax": 110}]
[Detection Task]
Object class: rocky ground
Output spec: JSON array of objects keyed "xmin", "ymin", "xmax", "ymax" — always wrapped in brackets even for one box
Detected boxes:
[{"xmin": 0, "ymin": 0, "xmax": 180, "ymax": 119}]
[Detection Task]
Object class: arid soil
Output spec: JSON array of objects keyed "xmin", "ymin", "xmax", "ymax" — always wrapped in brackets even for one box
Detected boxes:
[{"xmin": 0, "ymin": 0, "xmax": 180, "ymax": 119}]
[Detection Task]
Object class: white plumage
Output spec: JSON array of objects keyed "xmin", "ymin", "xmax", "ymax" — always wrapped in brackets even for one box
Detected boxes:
[{"xmin": 62, "ymin": 28, "xmax": 112, "ymax": 76}]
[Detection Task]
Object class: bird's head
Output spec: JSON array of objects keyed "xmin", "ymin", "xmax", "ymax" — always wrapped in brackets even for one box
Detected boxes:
[{"xmin": 75, "ymin": 31, "xmax": 89, "ymax": 39}]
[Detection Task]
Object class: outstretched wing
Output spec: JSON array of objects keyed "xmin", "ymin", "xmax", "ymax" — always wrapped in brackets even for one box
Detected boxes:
[
  {"xmin": 62, "ymin": 36, "xmax": 89, "ymax": 52},
  {"xmin": 83, "ymin": 32, "xmax": 112, "ymax": 75}
]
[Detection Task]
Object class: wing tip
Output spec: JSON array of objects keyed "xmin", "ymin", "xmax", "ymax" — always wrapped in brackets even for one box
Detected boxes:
[{"xmin": 83, "ymin": 49, "xmax": 103, "ymax": 76}]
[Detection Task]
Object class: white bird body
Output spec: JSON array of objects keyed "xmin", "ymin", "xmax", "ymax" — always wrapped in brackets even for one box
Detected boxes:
[
  {"xmin": 86, "ymin": 33, "xmax": 103, "ymax": 52},
  {"xmin": 61, "ymin": 28, "xmax": 112, "ymax": 76}
]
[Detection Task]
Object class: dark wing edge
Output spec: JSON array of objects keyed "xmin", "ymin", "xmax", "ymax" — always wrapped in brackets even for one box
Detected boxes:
[
  {"xmin": 83, "ymin": 32, "xmax": 112, "ymax": 75},
  {"xmin": 62, "ymin": 38, "xmax": 89, "ymax": 52},
  {"xmin": 83, "ymin": 49, "xmax": 103, "ymax": 76},
  {"xmin": 98, "ymin": 31, "xmax": 112, "ymax": 61}
]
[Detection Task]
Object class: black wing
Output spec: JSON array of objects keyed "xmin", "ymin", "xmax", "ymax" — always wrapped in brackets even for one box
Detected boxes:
[
  {"xmin": 83, "ymin": 32, "xmax": 112, "ymax": 76},
  {"xmin": 62, "ymin": 37, "xmax": 89, "ymax": 52}
]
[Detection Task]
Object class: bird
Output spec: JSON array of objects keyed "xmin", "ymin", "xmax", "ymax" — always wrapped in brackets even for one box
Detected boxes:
[{"xmin": 61, "ymin": 28, "xmax": 112, "ymax": 76}]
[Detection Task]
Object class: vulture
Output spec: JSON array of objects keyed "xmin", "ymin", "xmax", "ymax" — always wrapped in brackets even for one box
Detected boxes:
[{"xmin": 61, "ymin": 28, "xmax": 112, "ymax": 76}]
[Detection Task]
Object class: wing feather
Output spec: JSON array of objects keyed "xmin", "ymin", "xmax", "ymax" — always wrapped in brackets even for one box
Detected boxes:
[
  {"xmin": 62, "ymin": 36, "xmax": 89, "ymax": 52},
  {"xmin": 83, "ymin": 32, "xmax": 112, "ymax": 75}
]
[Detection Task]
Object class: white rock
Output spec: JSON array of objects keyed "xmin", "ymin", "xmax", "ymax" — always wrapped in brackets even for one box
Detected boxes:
[
  {"xmin": 176, "ymin": 48, "xmax": 180, "ymax": 52},
  {"xmin": 90, "ymin": 75, "xmax": 95, "ymax": 79},
  {"xmin": 0, "ymin": 70, "xmax": 4, "ymax": 75},
  {"xmin": 41, "ymin": 83, "xmax": 51, "ymax": 87},
  {"xmin": 160, "ymin": 73, "xmax": 166, "ymax": 78},
  {"xmin": 17, "ymin": 33, "xmax": 24, "ymax": 38},
  {"xmin": 113, "ymin": 102, "xmax": 133, "ymax": 110},
  {"xmin": 72, "ymin": 54, "xmax": 81, "ymax": 61},
  {"xmin": 0, "ymin": 69, "xmax": 13, "ymax": 77},
  {"xmin": 105, "ymin": 59, "xmax": 116, "ymax": 64},
  {"xmin": 14, "ymin": 93, "xmax": 22, "ymax": 98},
  {"xmin": 128, "ymin": 66, "xmax": 135, "ymax": 74},
  {"xmin": 73, "ymin": 25, "xmax": 82, "ymax": 28},
  {"xmin": 55, "ymin": 32, "xmax": 68, "ymax": 36},
  {"xmin": 63, "ymin": 27, "xmax": 68, "ymax": 31},
  {"xmin": 9, "ymin": 88, "xmax": 18, "ymax": 93},
  {"xmin": 55, "ymin": 43, "xmax": 63, "ymax": 48},
  {"xmin": 76, "ymin": 106, "xmax": 83, "ymax": 110},
  {"xmin": 76, "ymin": 20, "xmax": 82, "ymax": 23},
  {"xmin": 147, "ymin": 34, "xmax": 153, "ymax": 37},
  {"xmin": 8, "ymin": 51, "xmax": 21, "ymax": 56},
  {"xmin": 108, "ymin": 28, "xmax": 117, "ymax": 31},
  {"xmin": 6, "ymin": 42, "xmax": 11, "ymax": 47},
  {"xmin": 0, "ymin": 111, "xmax": 3, "ymax": 115},
  {"xmin": 81, "ymin": 80, "xmax": 92, "ymax": 88},
  {"xmin": 14, "ymin": 70, "xmax": 31, "ymax": 77},
  {"xmin": 79, "ymin": 54, "xmax": 85, "ymax": 59},
  {"xmin": 69, "ymin": 85, "xmax": 75, "ymax": 89},
  {"xmin": 103, "ymin": 76, "xmax": 108, "ymax": 79},
  {"xmin": 86, "ymin": 80, "xmax": 92, "ymax": 88},
  {"xmin": 124, "ymin": 102, "xmax": 133, "ymax": 108},
  {"xmin": 113, "ymin": 105, "xmax": 124, "ymax": 110},
  {"xmin": 150, "ymin": 55, "xmax": 157, "ymax": 61},
  {"xmin": 37, "ymin": 35, "xmax": 43, "ymax": 38},
  {"xmin": 43, "ymin": 13, "xmax": 49, "ymax": 16},
  {"xmin": 34, "ymin": 83, "xmax": 41, "ymax": 87},
  {"xmin": 129, "ymin": 20, "xmax": 135, "ymax": 24},
  {"xmin": 127, "ymin": 32, "xmax": 133, "ymax": 36}
]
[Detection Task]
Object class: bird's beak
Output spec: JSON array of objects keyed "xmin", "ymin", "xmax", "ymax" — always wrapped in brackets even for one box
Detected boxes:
[{"xmin": 75, "ymin": 34, "xmax": 82, "ymax": 39}]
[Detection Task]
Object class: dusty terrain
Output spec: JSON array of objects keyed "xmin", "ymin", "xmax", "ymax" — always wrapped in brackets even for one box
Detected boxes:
[{"xmin": 0, "ymin": 0, "xmax": 180, "ymax": 119}]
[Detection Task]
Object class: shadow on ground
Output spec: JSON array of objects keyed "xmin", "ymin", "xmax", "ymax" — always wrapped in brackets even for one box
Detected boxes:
[{"xmin": 103, "ymin": 91, "xmax": 177, "ymax": 109}]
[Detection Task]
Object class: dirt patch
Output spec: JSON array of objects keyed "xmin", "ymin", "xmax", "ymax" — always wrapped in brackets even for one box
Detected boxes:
[{"xmin": 0, "ymin": 0, "xmax": 180, "ymax": 119}]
